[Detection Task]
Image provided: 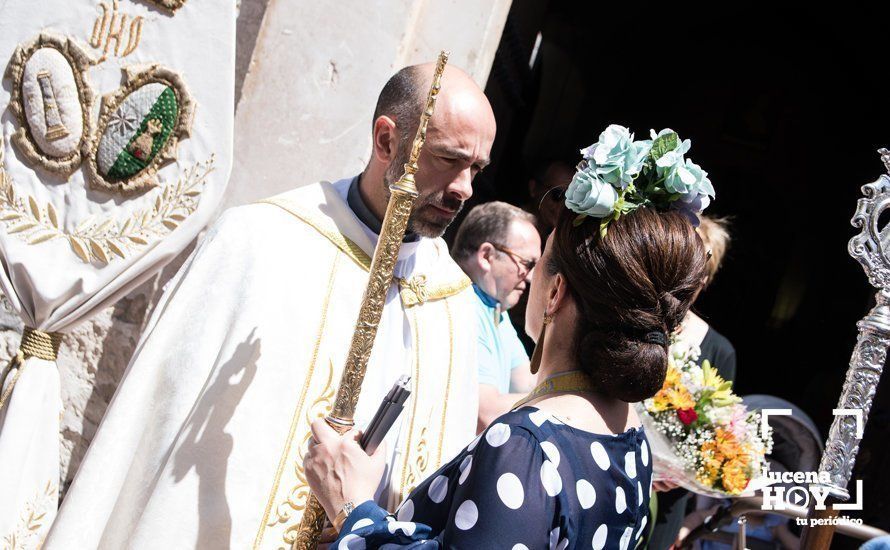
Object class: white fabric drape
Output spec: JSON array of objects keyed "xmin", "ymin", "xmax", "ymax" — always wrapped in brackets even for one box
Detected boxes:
[{"xmin": 0, "ymin": 1, "xmax": 236, "ymax": 546}]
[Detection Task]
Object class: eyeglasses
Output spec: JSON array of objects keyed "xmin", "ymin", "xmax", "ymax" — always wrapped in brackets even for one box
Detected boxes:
[
  {"xmin": 491, "ymin": 243, "xmax": 537, "ymax": 274},
  {"xmin": 544, "ymin": 187, "xmax": 565, "ymax": 203}
]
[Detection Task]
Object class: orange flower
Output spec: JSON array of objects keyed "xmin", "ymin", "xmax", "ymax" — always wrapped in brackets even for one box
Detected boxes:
[
  {"xmin": 714, "ymin": 428, "xmax": 742, "ymax": 460},
  {"xmin": 700, "ymin": 441, "xmax": 724, "ymax": 480},
  {"xmin": 650, "ymin": 367, "xmax": 686, "ymax": 412},
  {"xmin": 721, "ymin": 458, "xmax": 750, "ymax": 495}
]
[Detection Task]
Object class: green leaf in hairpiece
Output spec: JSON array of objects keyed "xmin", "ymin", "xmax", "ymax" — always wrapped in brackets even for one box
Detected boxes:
[
  {"xmin": 599, "ymin": 217, "xmax": 610, "ymax": 238},
  {"xmin": 649, "ymin": 132, "xmax": 679, "ymax": 162}
]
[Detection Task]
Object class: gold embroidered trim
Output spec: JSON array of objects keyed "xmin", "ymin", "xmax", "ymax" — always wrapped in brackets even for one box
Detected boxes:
[
  {"xmin": 2, "ymin": 480, "xmax": 56, "ymax": 550},
  {"xmin": 398, "ymin": 275, "xmax": 471, "ymax": 307},
  {"xmin": 281, "ymin": 356, "xmax": 335, "ymax": 546},
  {"xmin": 399, "ymin": 308, "xmax": 423, "ymax": 500},
  {"xmin": 253, "ymin": 252, "xmax": 340, "ymax": 549},
  {"xmin": 5, "ymin": 32, "xmax": 95, "ymax": 176},
  {"xmin": 260, "ymin": 197, "xmax": 372, "ymax": 272},
  {"xmin": 83, "ymin": 63, "xmax": 196, "ymax": 195},
  {"xmin": 0, "ymin": 136, "xmax": 213, "ymax": 264},
  {"xmin": 436, "ymin": 298, "xmax": 455, "ymax": 465}
]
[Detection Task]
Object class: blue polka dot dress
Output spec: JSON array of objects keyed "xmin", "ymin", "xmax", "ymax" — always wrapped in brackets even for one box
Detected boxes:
[{"xmin": 335, "ymin": 406, "xmax": 653, "ymax": 549}]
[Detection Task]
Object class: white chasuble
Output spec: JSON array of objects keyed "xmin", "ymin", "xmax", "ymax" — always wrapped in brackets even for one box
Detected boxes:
[{"xmin": 45, "ymin": 178, "xmax": 479, "ymax": 549}]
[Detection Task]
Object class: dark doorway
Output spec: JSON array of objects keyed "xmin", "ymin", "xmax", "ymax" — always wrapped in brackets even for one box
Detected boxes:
[{"xmin": 464, "ymin": 1, "xmax": 890, "ymax": 545}]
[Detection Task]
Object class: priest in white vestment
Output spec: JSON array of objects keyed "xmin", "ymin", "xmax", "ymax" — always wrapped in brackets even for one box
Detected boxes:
[{"xmin": 45, "ymin": 64, "xmax": 497, "ymax": 549}]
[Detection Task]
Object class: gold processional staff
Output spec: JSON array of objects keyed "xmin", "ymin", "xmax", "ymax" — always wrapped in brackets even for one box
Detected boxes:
[{"xmin": 292, "ymin": 51, "xmax": 450, "ymax": 550}]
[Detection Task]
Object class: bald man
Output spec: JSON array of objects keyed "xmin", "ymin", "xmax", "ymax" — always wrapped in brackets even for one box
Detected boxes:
[{"xmin": 46, "ymin": 64, "xmax": 496, "ymax": 549}]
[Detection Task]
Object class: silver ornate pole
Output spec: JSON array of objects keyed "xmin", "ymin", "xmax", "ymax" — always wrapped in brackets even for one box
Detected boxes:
[{"xmin": 801, "ymin": 149, "xmax": 890, "ymax": 549}]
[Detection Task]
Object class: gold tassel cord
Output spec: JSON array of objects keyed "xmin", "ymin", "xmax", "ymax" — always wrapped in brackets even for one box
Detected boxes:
[{"xmin": 0, "ymin": 327, "xmax": 63, "ymax": 411}]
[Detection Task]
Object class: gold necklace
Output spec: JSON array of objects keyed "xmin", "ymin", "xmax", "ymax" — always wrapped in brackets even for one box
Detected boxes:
[{"xmin": 513, "ymin": 370, "xmax": 596, "ymax": 409}]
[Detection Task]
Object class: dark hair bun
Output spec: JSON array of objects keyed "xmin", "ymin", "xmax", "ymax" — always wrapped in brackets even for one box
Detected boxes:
[{"xmin": 549, "ymin": 207, "xmax": 707, "ymax": 402}]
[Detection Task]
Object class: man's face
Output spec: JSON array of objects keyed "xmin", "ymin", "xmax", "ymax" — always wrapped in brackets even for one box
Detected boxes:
[
  {"xmin": 488, "ymin": 220, "xmax": 542, "ymax": 310},
  {"xmin": 384, "ymin": 97, "xmax": 496, "ymax": 238}
]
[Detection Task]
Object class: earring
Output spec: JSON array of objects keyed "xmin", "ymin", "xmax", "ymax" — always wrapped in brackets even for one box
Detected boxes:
[{"xmin": 529, "ymin": 313, "xmax": 553, "ymax": 375}]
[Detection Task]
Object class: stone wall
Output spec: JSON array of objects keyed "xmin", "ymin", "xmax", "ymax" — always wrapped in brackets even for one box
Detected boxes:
[{"xmin": 225, "ymin": 0, "xmax": 512, "ymax": 207}]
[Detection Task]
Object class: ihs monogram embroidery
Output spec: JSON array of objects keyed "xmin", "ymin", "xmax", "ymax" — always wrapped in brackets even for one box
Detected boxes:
[{"xmin": 89, "ymin": 0, "xmax": 143, "ymax": 64}]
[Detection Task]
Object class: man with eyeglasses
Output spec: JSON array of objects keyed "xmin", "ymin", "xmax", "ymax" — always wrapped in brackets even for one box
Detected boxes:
[
  {"xmin": 527, "ymin": 159, "xmax": 575, "ymax": 236},
  {"xmin": 451, "ymin": 201, "xmax": 542, "ymax": 432}
]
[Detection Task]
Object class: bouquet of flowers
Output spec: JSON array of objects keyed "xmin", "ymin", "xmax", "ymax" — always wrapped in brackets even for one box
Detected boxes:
[{"xmin": 637, "ymin": 343, "xmax": 773, "ymax": 496}]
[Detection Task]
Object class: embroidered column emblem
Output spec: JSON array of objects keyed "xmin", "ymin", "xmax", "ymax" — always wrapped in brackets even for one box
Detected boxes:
[
  {"xmin": 84, "ymin": 63, "xmax": 195, "ymax": 195},
  {"xmin": 36, "ymin": 71, "xmax": 69, "ymax": 141},
  {"xmin": 5, "ymin": 32, "xmax": 94, "ymax": 176}
]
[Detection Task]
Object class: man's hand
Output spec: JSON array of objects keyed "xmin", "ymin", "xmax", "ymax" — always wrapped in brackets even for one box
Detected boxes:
[{"xmin": 304, "ymin": 418, "xmax": 387, "ymax": 522}]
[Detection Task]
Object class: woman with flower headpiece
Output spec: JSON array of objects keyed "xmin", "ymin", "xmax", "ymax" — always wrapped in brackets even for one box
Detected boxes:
[{"xmin": 304, "ymin": 125, "xmax": 714, "ymax": 549}]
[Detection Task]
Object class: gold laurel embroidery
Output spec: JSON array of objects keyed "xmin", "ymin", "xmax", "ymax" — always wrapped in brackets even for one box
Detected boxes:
[
  {"xmin": 279, "ymin": 358, "xmax": 336, "ymax": 546},
  {"xmin": 89, "ymin": 0, "xmax": 143, "ymax": 64},
  {"xmin": 0, "ymin": 137, "xmax": 213, "ymax": 265},
  {"xmin": 2, "ymin": 480, "xmax": 55, "ymax": 550},
  {"xmin": 399, "ymin": 300, "xmax": 457, "ymax": 499},
  {"xmin": 253, "ymin": 252, "xmax": 340, "ymax": 549}
]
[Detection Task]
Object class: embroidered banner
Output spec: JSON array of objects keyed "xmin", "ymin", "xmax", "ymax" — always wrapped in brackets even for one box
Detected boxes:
[{"xmin": 0, "ymin": 0, "xmax": 235, "ymax": 546}]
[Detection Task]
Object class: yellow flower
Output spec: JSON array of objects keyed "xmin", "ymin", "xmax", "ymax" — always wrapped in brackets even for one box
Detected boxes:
[
  {"xmin": 699, "ymin": 441, "xmax": 724, "ymax": 483},
  {"xmin": 650, "ymin": 393, "xmax": 670, "ymax": 412},
  {"xmin": 663, "ymin": 364, "xmax": 681, "ymax": 387},
  {"xmin": 666, "ymin": 387, "xmax": 696, "ymax": 410},
  {"xmin": 702, "ymin": 360, "xmax": 740, "ymax": 407},
  {"xmin": 697, "ymin": 470, "xmax": 714, "ymax": 487},
  {"xmin": 650, "ymin": 365, "xmax": 687, "ymax": 412}
]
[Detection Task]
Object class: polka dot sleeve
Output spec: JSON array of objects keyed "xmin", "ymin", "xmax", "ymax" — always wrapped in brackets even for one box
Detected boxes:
[{"xmin": 333, "ymin": 423, "xmax": 561, "ymax": 549}]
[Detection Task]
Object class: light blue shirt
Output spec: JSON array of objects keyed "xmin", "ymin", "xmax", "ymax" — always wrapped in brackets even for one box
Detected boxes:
[{"xmin": 472, "ymin": 284, "xmax": 529, "ymax": 394}]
